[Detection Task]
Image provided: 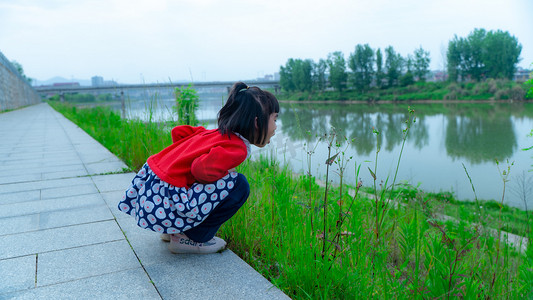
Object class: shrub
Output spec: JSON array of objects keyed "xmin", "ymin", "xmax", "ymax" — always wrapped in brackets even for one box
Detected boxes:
[{"xmin": 510, "ymin": 84, "xmax": 526, "ymax": 101}]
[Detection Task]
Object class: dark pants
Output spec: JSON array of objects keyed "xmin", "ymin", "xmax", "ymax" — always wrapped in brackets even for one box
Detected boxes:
[{"xmin": 184, "ymin": 173, "xmax": 250, "ymax": 242}]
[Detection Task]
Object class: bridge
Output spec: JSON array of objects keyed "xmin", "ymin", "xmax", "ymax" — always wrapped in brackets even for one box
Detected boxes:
[{"xmin": 34, "ymin": 80, "xmax": 281, "ymax": 98}]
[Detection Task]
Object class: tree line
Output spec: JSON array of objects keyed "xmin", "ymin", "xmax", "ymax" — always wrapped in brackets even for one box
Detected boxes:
[
  {"xmin": 447, "ymin": 28, "xmax": 522, "ymax": 82},
  {"xmin": 279, "ymin": 28, "xmax": 522, "ymax": 93}
]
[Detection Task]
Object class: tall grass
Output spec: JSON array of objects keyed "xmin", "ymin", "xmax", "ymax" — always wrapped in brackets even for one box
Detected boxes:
[
  {"xmin": 226, "ymin": 154, "xmax": 532, "ymax": 298},
  {"xmin": 48, "ymin": 101, "xmax": 171, "ymax": 170},
  {"xmin": 173, "ymin": 84, "xmax": 199, "ymax": 126},
  {"xmin": 48, "ymin": 100, "xmax": 533, "ymax": 299}
]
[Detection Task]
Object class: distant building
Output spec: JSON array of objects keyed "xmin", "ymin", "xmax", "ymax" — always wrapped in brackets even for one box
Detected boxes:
[
  {"xmin": 514, "ymin": 67, "xmax": 531, "ymax": 82},
  {"xmin": 427, "ymin": 70, "xmax": 448, "ymax": 82},
  {"xmin": 102, "ymin": 79, "xmax": 118, "ymax": 86},
  {"xmin": 92, "ymin": 75, "xmax": 118, "ymax": 86},
  {"xmin": 256, "ymin": 73, "xmax": 277, "ymax": 81},
  {"xmin": 91, "ymin": 76, "xmax": 104, "ymax": 86}
]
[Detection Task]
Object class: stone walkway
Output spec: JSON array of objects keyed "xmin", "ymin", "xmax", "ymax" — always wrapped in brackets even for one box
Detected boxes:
[{"xmin": 0, "ymin": 103, "xmax": 289, "ymax": 299}]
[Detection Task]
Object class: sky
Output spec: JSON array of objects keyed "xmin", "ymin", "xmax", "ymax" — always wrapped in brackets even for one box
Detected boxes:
[{"xmin": 0, "ymin": 0, "xmax": 532, "ymax": 84}]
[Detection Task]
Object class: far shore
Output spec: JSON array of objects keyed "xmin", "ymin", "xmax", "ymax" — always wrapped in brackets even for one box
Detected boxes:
[{"xmin": 279, "ymin": 99, "xmax": 533, "ymax": 104}]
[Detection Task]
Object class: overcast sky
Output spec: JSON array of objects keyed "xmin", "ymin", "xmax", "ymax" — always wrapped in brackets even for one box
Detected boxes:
[{"xmin": 1, "ymin": 0, "xmax": 531, "ymax": 84}]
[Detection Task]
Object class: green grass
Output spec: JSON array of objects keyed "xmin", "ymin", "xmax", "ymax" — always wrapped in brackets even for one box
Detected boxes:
[
  {"xmin": 48, "ymin": 100, "xmax": 533, "ymax": 299},
  {"xmin": 49, "ymin": 101, "xmax": 171, "ymax": 170},
  {"xmin": 224, "ymin": 156, "xmax": 533, "ymax": 299}
]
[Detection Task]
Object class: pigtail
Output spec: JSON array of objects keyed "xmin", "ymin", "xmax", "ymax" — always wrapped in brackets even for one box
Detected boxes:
[
  {"xmin": 229, "ymin": 82, "xmax": 249, "ymax": 98},
  {"xmin": 218, "ymin": 82, "xmax": 279, "ymax": 145}
]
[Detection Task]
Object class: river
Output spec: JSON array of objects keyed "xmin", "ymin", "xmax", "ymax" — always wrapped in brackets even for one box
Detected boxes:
[{"xmin": 114, "ymin": 93, "xmax": 533, "ymax": 209}]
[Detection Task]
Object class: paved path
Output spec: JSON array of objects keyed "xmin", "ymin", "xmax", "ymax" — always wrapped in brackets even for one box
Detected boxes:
[{"xmin": 0, "ymin": 103, "xmax": 289, "ymax": 300}]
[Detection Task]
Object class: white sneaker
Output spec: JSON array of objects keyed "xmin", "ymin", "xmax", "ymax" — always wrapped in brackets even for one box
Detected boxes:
[
  {"xmin": 168, "ymin": 233, "xmax": 227, "ymax": 254},
  {"xmin": 161, "ymin": 233, "xmax": 170, "ymax": 242}
]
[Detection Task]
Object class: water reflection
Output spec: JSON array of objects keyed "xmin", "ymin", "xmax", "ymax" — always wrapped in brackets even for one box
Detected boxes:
[
  {"xmin": 445, "ymin": 112, "xmax": 516, "ymax": 164},
  {"xmin": 280, "ymin": 102, "xmax": 519, "ymax": 165}
]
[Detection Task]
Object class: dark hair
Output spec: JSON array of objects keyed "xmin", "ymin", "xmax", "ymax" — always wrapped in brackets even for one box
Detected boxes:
[{"xmin": 218, "ymin": 81, "xmax": 280, "ymax": 145}]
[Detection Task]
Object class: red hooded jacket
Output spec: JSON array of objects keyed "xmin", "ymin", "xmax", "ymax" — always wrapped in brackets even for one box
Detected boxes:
[{"xmin": 147, "ymin": 125, "xmax": 248, "ymax": 188}]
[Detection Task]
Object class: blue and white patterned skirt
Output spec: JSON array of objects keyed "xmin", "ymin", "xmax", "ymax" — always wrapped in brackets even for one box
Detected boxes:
[{"xmin": 118, "ymin": 163, "xmax": 238, "ymax": 234}]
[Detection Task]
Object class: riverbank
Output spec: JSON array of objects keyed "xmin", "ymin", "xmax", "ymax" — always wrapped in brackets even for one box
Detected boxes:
[
  {"xmin": 280, "ymin": 99, "xmax": 533, "ymax": 104},
  {"xmin": 47, "ymin": 100, "xmax": 533, "ymax": 299},
  {"xmin": 279, "ymin": 79, "xmax": 531, "ymax": 102}
]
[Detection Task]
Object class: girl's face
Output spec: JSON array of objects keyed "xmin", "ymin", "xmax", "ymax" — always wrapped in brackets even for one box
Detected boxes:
[{"xmin": 255, "ymin": 113, "xmax": 278, "ymax": 148}]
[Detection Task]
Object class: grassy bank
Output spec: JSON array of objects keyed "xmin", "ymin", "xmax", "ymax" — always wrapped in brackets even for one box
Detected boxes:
[
  {"xmin": 282, "ymin": 79, "xmax": 531, "ymax": 102},
  {"xmin": 48, "ymin": 101, "xmax": 533, "ymax": 299}
]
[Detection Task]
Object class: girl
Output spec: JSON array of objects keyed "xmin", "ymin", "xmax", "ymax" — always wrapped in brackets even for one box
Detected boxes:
[{"xmin": 118, "ymin": 82, "xmax": 279, "ymax": 254}]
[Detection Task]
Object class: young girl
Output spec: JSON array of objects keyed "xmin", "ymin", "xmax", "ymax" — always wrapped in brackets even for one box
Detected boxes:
[{"xmin": 118, "ymin": 82, "xmax": 279, "ymax": 254}]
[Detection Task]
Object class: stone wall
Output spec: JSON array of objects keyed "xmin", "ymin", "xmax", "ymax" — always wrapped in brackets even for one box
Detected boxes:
[{"xmin": 0, "ymin": 50, "xmax": 41, "ymax": 111}]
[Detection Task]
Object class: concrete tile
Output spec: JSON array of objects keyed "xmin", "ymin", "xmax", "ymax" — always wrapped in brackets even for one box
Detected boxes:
[
  {"xmin": 85, "ymin": 161, "xmax": 128, "ymax": 175},
  {"xmin": 40, "ymin": 183, "xmax": 99, "ymax": 199},
  {"xmin": 92, "ymin": 173, "xmax": 135, "ymax": 193},
  {"xmin": 37, "ymin": 240, "xmax": 140, "ymax": 286},
  {"xmin": 1, "ymin": 268, "xmax": 161, "ymax": 300},
  {"xmin": 101, "ymin": 191, "xmax": 130, "ymax": 219},
  {"xmin": 0, "ymin": 214, "xmax": 40, "ymax": 236},
  {"xmin": 145, "ymin": 250, "xmax": 290, "ymax": 300},
  {"xmin": 0, "ymin": 204, "xmax": 113, "ymax": 236},
  {"xmin": 42, "ymin": 169, "xmax": 89, "ymax": 180},
  {"xmin": 0, "ymin": 190, "xmax": 40, "ymax": 205},
  {"xmin": 115, "ymin": 217, "xmax": 176, "ymax": 266},
  {"xmin": 33, "ymin": 163, "xmax": 86, "ymax": 175},
  {"xmin": 43, "ymin": 151, "xmax": 78, "ymax": 159},
  {"xmin": 116, "ymin": 219, "xmax": 290, "ymax": 299},
  {"xmin": 1, "ymin": 159, "xmax": 79, "ymax": 170},
  {"xmin": 0, "ymin": 173, "xmax": 42, "ymax": 185},
  {"xmin": 5, "ymin": 152, "xmax": 44, "ymax": 160},
  {"xmin": 0, "ymin": 193, "xmax": 104, "ymax": 219},
  {"xmin": 0, "ymin": 220, "xmax": 124, "ymax": 260},
  {"xmin": 0, "ymin": 177, "xmax": 93, "ymax": 194},
  {"xmin": 42, "ymin": 158, "xmax": 82, "ymax": 167},
  {"xmin": 0, "ymin": 168, "xmax": 41, "ymax": 178},
  {"xmin": 0, "ymin": 255, "xmax": 36, "ymax": 294}
]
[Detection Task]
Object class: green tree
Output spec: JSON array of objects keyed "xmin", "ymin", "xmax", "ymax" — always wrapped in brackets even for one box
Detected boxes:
[
  {"xmin": 313, "ymin": 59, "xmax": 327, "ymax": 92},
  {"xmin": 399, "ymin": 55, "xmax": 414, "ymax": 86},
  {"xmin": 447, "ymin": 38, "xmax": 462, "ymax": 82},
  {"xmin": 280, "ymin": 59, "xmax": 296, "ymax": 92},
  {"xmin": 293, "ymin": 59, "xmax": 313, "ymax": 92},
  {"xmin": 327, "ymin": 51, "xmax": 347, "ymax": 92},
  {"xmin": 447, "ymin": 31, "xmax": 485, "ymax": 81},
  {"xmin": 348, "ymin": 44, "xmax": 375, "ymax": 91},
  {"xmin": 465, "ymin": 28, "xmax": 487, "ymax": 81},
  {"xmin": 280, "ymin": 58, "xmax": 313, "ymax": 92},
  {"xmin": 413, "ymin": 46, "xmax": 431, "ymax": 82},
  {"xmin": 10, "ymin": 60, "xmax": 33, "ymax": 84},
  {"xmin": 483, "ymin": 30, "xmax": 522, "ymax": 79},
  {"xmin": 384, "ymin": 46, "xmax": 402, "ymax": 87},
  {"xmin": 447, "ymin": 28, "xmax": 522, "ymax": 81},
  {"xmin": 375, "ymin": 48, "xmax": 385, "ymax": 89}
]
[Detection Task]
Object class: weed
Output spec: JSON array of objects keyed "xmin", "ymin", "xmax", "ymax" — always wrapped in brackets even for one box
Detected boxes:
[{"xmin": 173, "ymin": 84, "xmax": 199, "ymax": 126}]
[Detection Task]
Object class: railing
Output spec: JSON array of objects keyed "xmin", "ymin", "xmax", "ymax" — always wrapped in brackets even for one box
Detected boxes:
[{"xmin": 34, "ymin": 80, "xmax": 281, "ymax": 96}]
